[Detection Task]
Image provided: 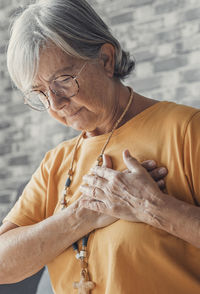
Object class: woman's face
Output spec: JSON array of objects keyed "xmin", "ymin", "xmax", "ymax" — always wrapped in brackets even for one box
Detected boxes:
[{"xmin": 32, "ymin": 44, "xmax": 117, "ymax": 135}]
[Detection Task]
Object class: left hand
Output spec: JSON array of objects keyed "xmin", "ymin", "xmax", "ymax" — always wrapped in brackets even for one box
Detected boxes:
[{"xmin": 80, "ymin": 150, "xmax": 166, "ymax": 224}]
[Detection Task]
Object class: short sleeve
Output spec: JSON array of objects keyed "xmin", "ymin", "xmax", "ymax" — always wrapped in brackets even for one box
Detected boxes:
[
  {"xmin": 3, "ymin": 152, "xmax": 50, "ymax": 226},
  {"xmin": 183, "ymin": 111, "xmax": 200, "ymax": 205}
]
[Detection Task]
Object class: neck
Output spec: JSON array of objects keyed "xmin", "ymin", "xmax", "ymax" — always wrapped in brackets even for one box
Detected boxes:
[{"xmin": 85, "ymin": 83, "xmax": 134, "ymax": 138}]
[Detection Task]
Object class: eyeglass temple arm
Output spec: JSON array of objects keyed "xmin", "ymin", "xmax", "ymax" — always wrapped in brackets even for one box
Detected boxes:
[{"xmin": 73, "ymin": 62, "xmax": 87, "ymax": 79}]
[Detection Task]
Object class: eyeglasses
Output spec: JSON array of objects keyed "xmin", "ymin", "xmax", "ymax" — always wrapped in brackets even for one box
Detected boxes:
[{"xmin": 23, "ymin": 62, "xmax": 87, "ymax": 112}]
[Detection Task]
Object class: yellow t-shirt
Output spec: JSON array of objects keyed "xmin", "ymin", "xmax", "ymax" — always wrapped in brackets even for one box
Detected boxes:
[{"xmin": 3, "ymin": 101, "xmax": 200, "ymax": 294}]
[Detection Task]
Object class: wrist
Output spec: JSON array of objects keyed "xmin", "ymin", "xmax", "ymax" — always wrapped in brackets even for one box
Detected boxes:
[
  {"xmin": 68, "ymin": 200, "xmax": 95, "ymax": 234},
  {"xmin": 144, "ymin": 191, "xmax": 173, "ymax": 229}
]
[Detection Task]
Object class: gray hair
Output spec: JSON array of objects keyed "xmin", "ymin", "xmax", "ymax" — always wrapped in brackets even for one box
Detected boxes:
[{"xmin": 7, "ymin": 0, "xmax": 135, "ymax": 91}]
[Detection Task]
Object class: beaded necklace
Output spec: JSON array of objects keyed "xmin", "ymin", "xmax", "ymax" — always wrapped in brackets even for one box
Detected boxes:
[{"xmin": 60, "ymin": 87, "xmax": 134, "ymax": 294}]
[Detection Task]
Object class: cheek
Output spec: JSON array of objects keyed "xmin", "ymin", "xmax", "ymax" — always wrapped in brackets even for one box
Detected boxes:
[
  {"xmin": 78, "ymin": 72, "xmax": 107, "ymax": 109},
  {"xmin": 76, "ymin": 89, "xmax": 105, "ymax": 113}
]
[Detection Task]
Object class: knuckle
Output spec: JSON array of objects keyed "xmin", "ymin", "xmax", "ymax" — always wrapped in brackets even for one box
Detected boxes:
[
  {"xmin": 142, "ymin": 160, "xmax": 156, "ymax": 169},
  {"xmin": 109, "ymin": 181, "xmax": 116, "ymax": 191},
  {"xmin": 110, "ymin": 174, "xmax": 121, "ymax": 190},
  {"xmin": 159, "ymin": 167, "xmax": 167, "ymax": 176},
  {"xmin": 113, "ymin": 172, "xmax": 122, "ymax": 183}
]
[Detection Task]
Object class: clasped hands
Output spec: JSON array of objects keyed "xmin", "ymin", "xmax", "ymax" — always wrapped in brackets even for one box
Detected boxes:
[{"xmin": 79, "ymin": 150, "xmax": 168, "ymax": 224}]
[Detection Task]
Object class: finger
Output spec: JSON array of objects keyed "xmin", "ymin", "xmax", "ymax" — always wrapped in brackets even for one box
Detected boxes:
[
  {"xmin": 141, "ymin": 160, "xmax": 157, "ymax": 171},
  {"xmin": 80, "ymin": 185, "xmax": 94, "ymax": 197},
  {"xmin": 102, "ymin": 154, "xmax": 113, "ymax": 169},
  {"xmin": 150, "ymin": 167, "xmax": 168, "ymax": 181},
  {"xmin": 80, "ymin": 185, "xmax": 105, "ymax": 201},
  {"xmin": 79, "ymin": 194, "xmax": 92, "ymax": 202},
  {"xmin": 122, "ymin": 169, "xmax": 130, "ymax": 173},
  {"xmin": 81, "ymin": 198, "xmax": 106, "ymax": 213},
  {"xmin": 90, "ymin": 165, "xmax": 119, "ymax": 180},
  {"xmin": 82, "ymin": 174, "xmax": 107, "ymax": 189},
  {"xmin": 123, "ymin": 149, "xmax": 142, "ymax": 173},
  {"xmin": 157, "ymin": 179, "xmax": 166, "ymax": 190}
]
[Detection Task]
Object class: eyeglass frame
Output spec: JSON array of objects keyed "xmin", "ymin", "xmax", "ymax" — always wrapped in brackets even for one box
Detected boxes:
[{"xmin": 23, "ymin": 62, "xmax": 87, "ymax": 112}]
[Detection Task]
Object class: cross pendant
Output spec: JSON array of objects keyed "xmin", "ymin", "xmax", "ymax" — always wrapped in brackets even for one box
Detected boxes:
[{"xmin": 73, "ymin": 270, "xmax": 95, "ymax": 294}]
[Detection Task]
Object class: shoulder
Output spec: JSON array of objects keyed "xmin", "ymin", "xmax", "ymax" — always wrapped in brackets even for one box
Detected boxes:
[
  {"xmin": 152, "ymin": 102, "xmax": 200, "ymax": 149},
  {"xmin": 152, "ymin": 101, "xmax": 200, "ymax": 129},
  {"xmin": 136, "ymin": 100, "xmax": 200, "ymax": 143},
  {"xmin": 133, "ymin": 93, "xmax": 199, "ymax": 128}
]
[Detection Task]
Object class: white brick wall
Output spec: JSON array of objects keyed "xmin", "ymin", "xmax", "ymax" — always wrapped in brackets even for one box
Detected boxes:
[{"xmin": 0, "ymin": 0, "xmax": 200, "ymax": 220}]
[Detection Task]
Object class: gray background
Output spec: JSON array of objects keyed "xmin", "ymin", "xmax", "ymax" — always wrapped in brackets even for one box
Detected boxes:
[{"xmin": 0, "ymin": 0, "xmax": 200, "ymax": 293}]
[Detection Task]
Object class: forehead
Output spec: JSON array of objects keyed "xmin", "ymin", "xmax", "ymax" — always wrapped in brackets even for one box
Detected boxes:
[{"xmin": 33, "ymin": 45, "xmax": 78, "ymax": 87}]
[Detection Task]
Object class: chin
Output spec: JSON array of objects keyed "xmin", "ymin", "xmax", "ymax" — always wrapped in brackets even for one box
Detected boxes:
[
  {"xmin": 67, "ymin": 117, "xmax": 96, "ymax": 133},
  {"xmin": 67, "ymin": 119, "xmax": 88, "ymax": 131}
]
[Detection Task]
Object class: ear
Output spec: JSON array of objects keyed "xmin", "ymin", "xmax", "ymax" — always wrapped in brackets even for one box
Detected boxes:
[{"xmin": 99, "ymin": 43, "xmax": 115, "ymax": 78}]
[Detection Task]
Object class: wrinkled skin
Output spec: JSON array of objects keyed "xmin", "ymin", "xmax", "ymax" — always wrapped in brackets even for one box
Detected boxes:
[{"xmin": 80, "ymin": 150, "xmax": 168, "ymax": 224}]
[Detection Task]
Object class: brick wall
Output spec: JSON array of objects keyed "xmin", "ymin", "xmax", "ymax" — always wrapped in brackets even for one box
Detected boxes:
[{"xmin": 0, "ymin": 0, "xmax": 200, "ymax": 221}]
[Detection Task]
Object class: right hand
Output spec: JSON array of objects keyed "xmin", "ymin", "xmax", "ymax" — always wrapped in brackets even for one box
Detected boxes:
[
  {"xmin": 78, "ymin": 154, "xmax": 117, "ymax": 230},
  {"xmin": 78, "ymin": 154, "xmax": 168, "ymax": 230}
]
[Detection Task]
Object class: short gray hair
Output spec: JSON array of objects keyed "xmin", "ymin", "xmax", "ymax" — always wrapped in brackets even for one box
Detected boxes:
[{"xmin": 7, "ymin": 0, "xmax": 135, "ymax": 91}]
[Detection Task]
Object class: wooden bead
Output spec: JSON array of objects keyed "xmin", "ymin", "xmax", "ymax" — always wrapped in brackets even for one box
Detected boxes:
[
  {"xmin": 97, "ymin": 155, "xmax": 103, "ymax": 166},
  {"xmin": 80, "ymin": 259, "xmax": 88, "ymax": 269},
  {"xmin": 68, "ymin": 169, "xmax": 73, "ymax": 176}
]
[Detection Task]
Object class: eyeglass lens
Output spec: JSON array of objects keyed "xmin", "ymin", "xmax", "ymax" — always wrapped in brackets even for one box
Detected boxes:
[{"xmin": 25, "ymin": 76, "xmax": 79, "ymax": 111}]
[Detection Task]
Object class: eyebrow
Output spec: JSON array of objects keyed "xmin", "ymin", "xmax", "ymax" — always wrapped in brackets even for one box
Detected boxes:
[{"xmin": 32, "ymin": 65, "xmax": 74, "ymax": 89}]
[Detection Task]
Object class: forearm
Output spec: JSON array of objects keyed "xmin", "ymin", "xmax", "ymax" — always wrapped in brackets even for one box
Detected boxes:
[
  {"xmin": 0, "ymin": 202, "xmax": 92, "ymax": 284},
  {"xmin": 149, "ymin": 192, "xmax": 200, "ymax": 248}
]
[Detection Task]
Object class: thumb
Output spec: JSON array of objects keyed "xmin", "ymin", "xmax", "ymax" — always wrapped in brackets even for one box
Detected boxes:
[
  {"xmin": 123, "ymin": 149, "xmax": 141, "ymax": 173},
  {"xmin": 102, "ymin": 154, "xmax": 113, "ymax": 169}
]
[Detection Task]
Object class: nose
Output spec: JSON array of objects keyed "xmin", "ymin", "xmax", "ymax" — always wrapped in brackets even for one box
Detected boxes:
[{"xmin": 47, "ymin": 89, "xmax": 70, "ymax": 111}]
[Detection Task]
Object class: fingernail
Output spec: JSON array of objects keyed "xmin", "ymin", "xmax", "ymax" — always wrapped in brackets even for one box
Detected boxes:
[
  {"xmin": 159, "ymin": 167, "xmax": 167, "ymax": 175},
  {"xmin": 124, "ymin": 149, "xmax": 131, "ymax": 158},
  {"xmin": 149, "ymin": 160, "xmax": 156, "ymax": 167}
]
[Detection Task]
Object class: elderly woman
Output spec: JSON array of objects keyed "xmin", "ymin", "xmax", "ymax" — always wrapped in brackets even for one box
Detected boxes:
[{"xmin": 0, "ymin": 0, "xmax": 200, "ymax": 293}]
